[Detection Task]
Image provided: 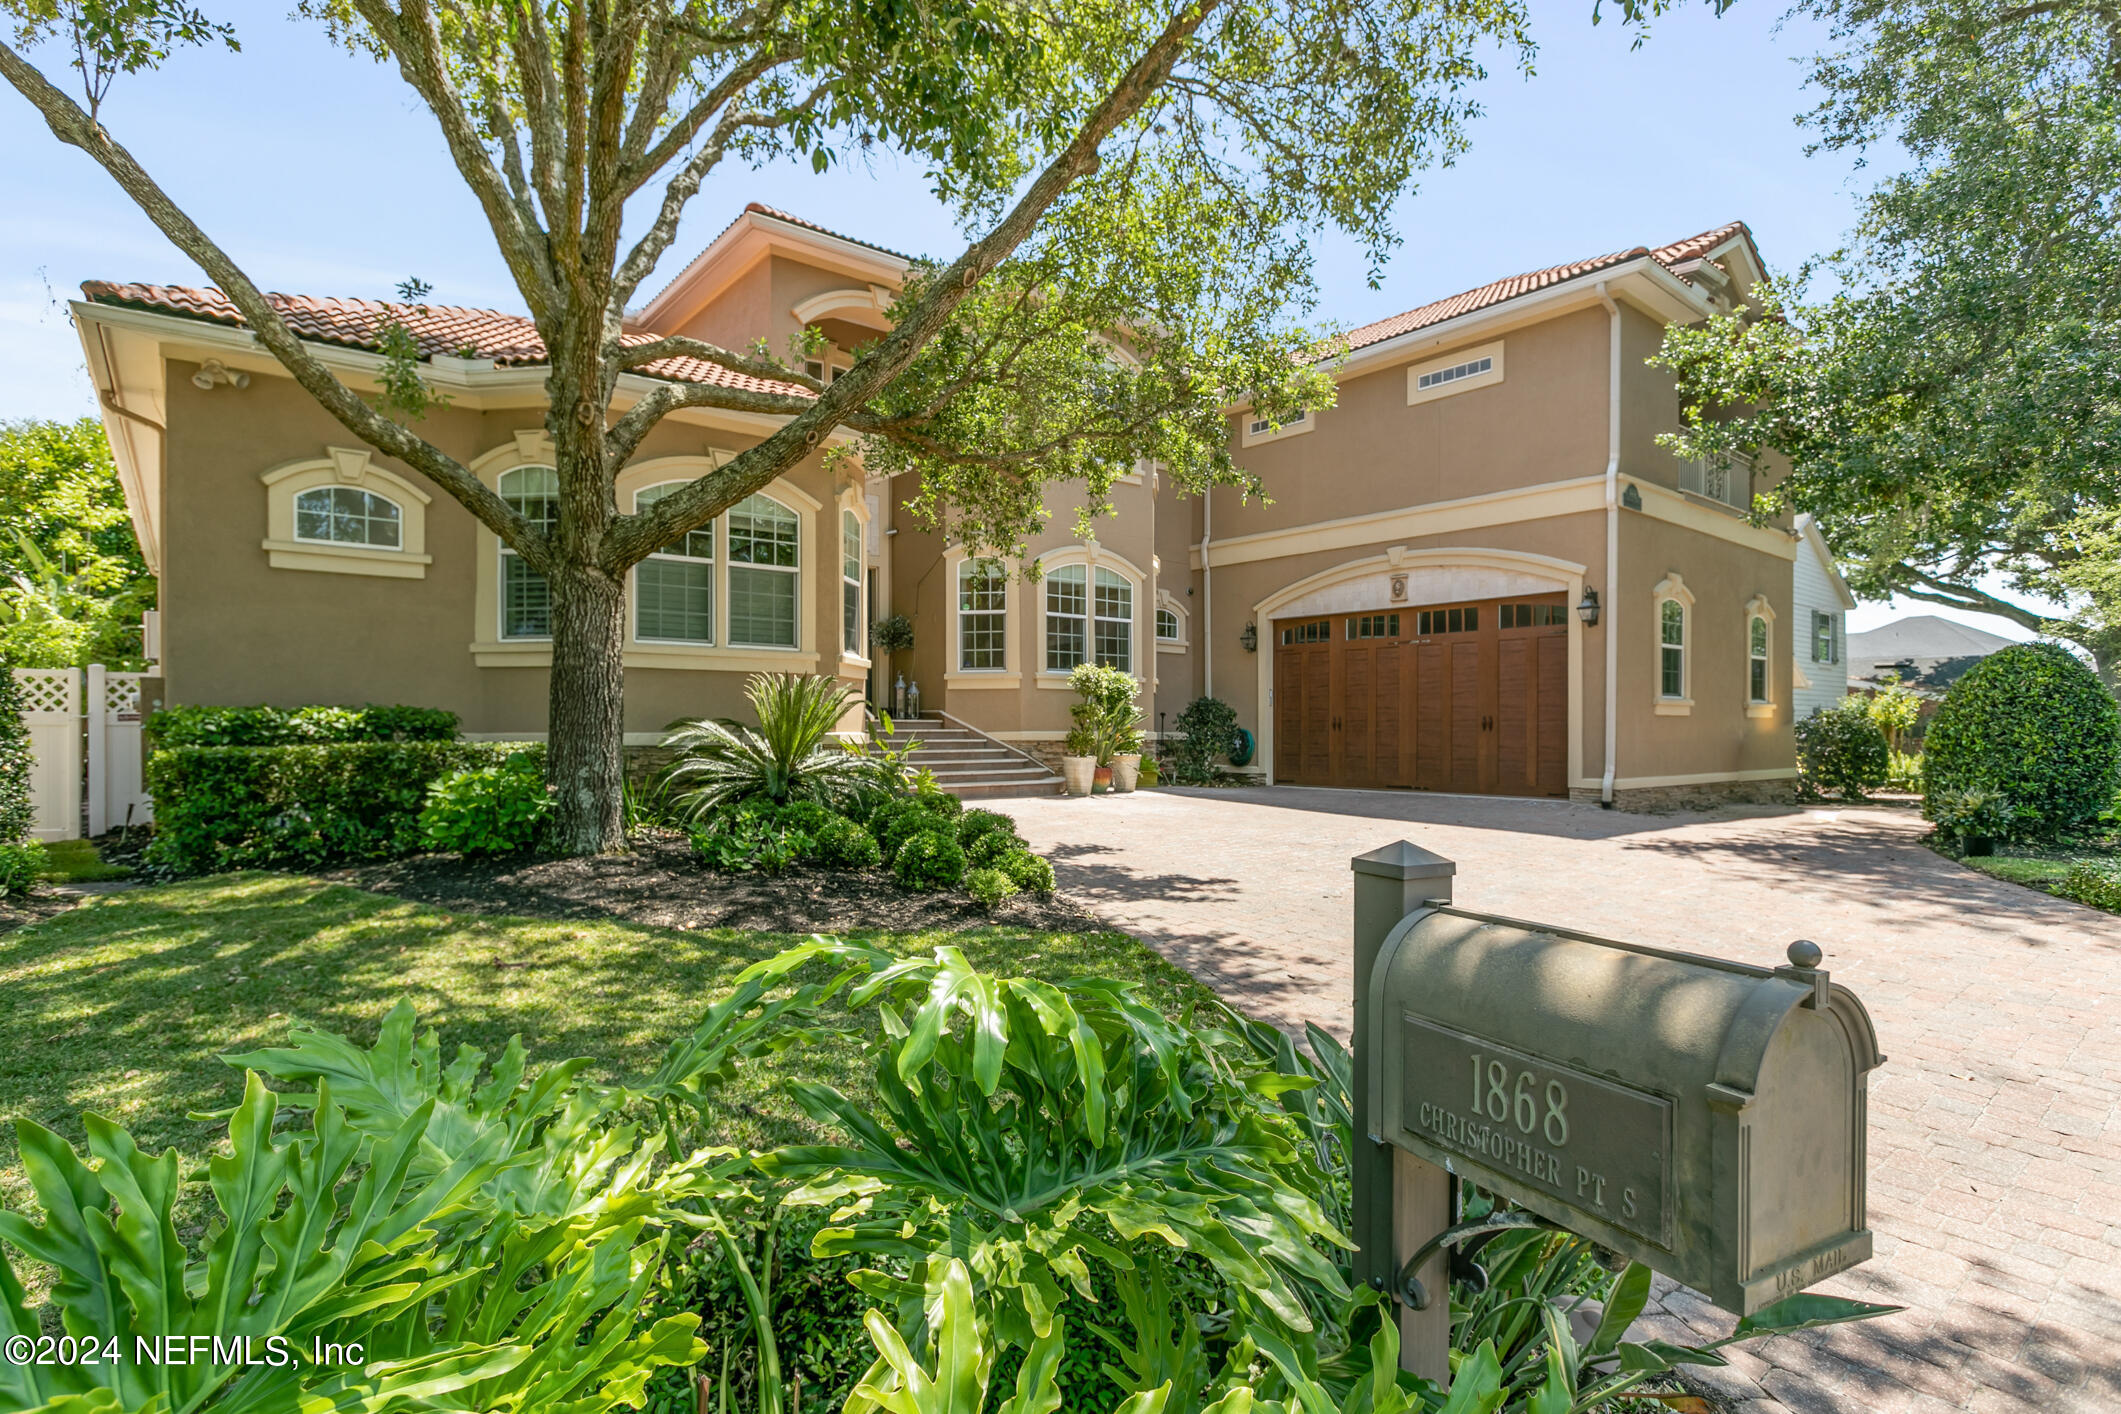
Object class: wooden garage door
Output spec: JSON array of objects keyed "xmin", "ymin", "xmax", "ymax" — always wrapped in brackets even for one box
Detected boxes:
[{"xmin": 1272, "ymin": 595, "xmax": 1568, "ymax": 797}]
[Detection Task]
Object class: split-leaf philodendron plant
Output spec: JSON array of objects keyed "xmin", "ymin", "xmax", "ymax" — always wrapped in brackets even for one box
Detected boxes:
[{"xmin": 2, "ymin": 940, "xmax": 1893, "ymax": 1413}]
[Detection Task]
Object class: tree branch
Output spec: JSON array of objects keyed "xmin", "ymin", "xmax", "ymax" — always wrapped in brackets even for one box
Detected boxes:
[
  {"xmin": 1901, "ymin": 567, "xmax": 2058, "ymax": 633},
  {"xmin": 617, "ymin": 334, "xmax": 823, "ymax": 390},
  {"xmin": 0, "ymin": 37, "xmax": 545, "ymax": 564},
  {"xmin": 600, "ymin": 0, "xmax": 1224, "ymax": 570}
]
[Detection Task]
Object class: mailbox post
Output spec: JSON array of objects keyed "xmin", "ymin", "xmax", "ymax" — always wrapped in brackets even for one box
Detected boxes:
[{"xmin": 1352, "ymin": 842, "xmax": 1883, "ymax": 1385}]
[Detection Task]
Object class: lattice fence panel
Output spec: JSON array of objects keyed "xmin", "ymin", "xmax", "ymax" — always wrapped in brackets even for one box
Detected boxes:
[{"xmin": 15, "ymin": 668, "xmax": 77, "ymax": 718}]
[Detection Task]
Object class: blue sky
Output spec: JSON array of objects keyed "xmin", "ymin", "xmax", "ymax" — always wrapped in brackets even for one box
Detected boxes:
[{"xmin": 0, "ymin": 0, "xmax": 2040, "ymax": 637}]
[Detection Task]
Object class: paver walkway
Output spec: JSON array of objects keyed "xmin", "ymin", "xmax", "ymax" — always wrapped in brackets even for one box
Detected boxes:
[{"xmin": 997, "ymin": 787, "xmax": 2121, "ymax": 1414}]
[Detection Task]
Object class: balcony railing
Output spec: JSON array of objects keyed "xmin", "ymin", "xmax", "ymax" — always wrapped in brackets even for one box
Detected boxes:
[{"xmin": 1679, "ymin": 456, "xmax": 1752, "ymax": 511}]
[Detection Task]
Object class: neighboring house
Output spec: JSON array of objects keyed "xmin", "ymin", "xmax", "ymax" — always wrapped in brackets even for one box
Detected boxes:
[
  {"xmin": 1791, "ymin": 513, "xmax": 1857, "ymax": 719},
  {"xmin": 77, "ymin": 208, "xmax": 1827, "ymax": 807},
  {"xmin": 1845, "ymin": 616, "xmax": 2018, "ymax": 695}
]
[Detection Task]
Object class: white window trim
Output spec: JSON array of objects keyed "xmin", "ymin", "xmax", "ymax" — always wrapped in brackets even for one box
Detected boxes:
[
  {"xmin": 1745, "ymin": 593, "xmax": 1776, "ymax": 718},
  {"xmin": 725, "ymin": 490, "xmax": 805, "ymax": 650},
  {"xmin": 631, "ymin": 480, "xmax": 718, "ymax": 648},
  {"xmin": 467, "ymin": 437, "xmax": 824, "ymax": 670},
  {"xmin": 497, "ymin": 464, "xmax": 560, "ymax": 642},
  {"xmin": 947, "ymin": 550, "xmax": 1018, "ymax": 687},
  {"xmin": 292, "ymin": 483, "xmax": 406, "ymax": 551},
  {"xmin": 1034, "ymin": 543, "xmax": 1145, "ymax": 687},
  {"xmin": 1154, "ymin": 588, "xmax": 1190, "ymax": 653},
  {"xmin": 1653, "ymin": 572, "xmax": 1695, "ymax": 715},
  {"xmin": 259, "ymin": 447, "xmax": 432, "ymax": 578},
  {"xmin": 1407, "ymin": 339, "xmax": 1505, "ymax": 406},
  {"xmin": 1239, "ymin": 407, "xmax": 1314, "ymax": 447},
  {"xmin": 839, "ymin": 497, "xmax": 871, "ymax": 668}
]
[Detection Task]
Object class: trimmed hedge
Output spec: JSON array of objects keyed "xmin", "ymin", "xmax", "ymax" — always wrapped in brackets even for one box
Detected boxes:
[
  {"xmin": 148, "ymin": 741, "xmax": 539, "ymax": 873},
  {"xmin": 1794, "ymin": 699, "xmax": 1889, "ymax": 800},
  {"xmin": 1924, "ymin": 643, "xmax": 2121, "ymax": 842},
  {"xmin": 145, "ymin": 703, "xmax": 459, "ymax": 748},
  {"xmin": 894, "ymin": 829, "xmax": 966, "ymax": 891},
  {"xmin": 0, "ymin": 661, "xmax": 34, "ymax": 844}
]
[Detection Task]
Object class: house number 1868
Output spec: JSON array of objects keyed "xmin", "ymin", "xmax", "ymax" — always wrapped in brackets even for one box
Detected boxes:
[{"xmin": 1470, "ymin": 1053, "xmax": 1570, "ymax": 1145}]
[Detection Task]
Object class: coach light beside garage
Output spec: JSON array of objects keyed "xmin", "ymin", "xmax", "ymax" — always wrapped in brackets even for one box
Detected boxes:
[{"xmin": 1347, "ymin": 842, "xmax": 1885, "ymax": 1383}]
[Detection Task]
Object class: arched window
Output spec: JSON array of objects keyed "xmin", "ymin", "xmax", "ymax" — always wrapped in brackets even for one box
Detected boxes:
[
  {"xmin": 498, "ymin": 466, "xmax": 559, "ymax": 639},
  {"xmin": 1044, "ymin": 564, "xmax": 1086, "ymax": 670},
  {"xmin": 842, "ymin": 509, "xmax": 864, "ymax": 657},
  {"xmin": 1157, "ymin": 608, "xmax": 1179, "ymax": 641},
  {"xmin": 633, "ymin": 482, "xmax": 714, "ymax": 644},
  {"xmin": 1748, "ymin": 613, "xmax": 1770, "ymax": 704},
  {"xmin": 294, "ymin": 485, "xmax": 402, "ymax": 548},
  {"xmin": 1093, "ymin": 568, "xmax": 1133, "ymax": 671},
  {"xmin": 1045, "ymin": 561, "xmax": 1136, "ymax": 672},
  {"xmin": 728, "ymin": 493, "xmax": 799, "ymax": 647},
  {"xmin": 959, "ymin": 560, "xmax": 1008, "ymax": 671},
  {"xmin": 1659, "ymin": 598, "xmax": 1686, "ymax": 700}
]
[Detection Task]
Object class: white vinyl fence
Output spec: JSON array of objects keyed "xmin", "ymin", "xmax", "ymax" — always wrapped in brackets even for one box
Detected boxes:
[{"xmin": 11, "ymin": 664, "xmax": 155, "ymax": 842}]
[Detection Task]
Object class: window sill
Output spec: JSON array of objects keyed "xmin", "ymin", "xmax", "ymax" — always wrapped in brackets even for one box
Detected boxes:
[
  {"xmin": 842, "ymin": 652, "xmax": 874, "ymax": 671},
  {"xmin": 1156, "ymin": 640, "xmax": 1187, "ymax": 655},
  {"xmin": 264, "ymin": 538, "xmax": 430, "ymax": 579},
  {"xmin": 1746, "ymin": 702, "xmax": 1776, "ymax": 719},
  {"xmin": 1653, "ymin": 698, "xmax": 1694, "ymax": 717},
  {"xmin": 946, "ymin": 670, "xmax": 1021, "ymax": 688},
  {"xmin": 470, "ymin": 642, "xmax": 822, "ymax": 672}
]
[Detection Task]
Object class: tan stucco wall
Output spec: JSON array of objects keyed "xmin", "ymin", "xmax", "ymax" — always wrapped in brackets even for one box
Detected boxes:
[{"xmin": 159, "ymin": 361, "xmax": 855, "ymax": 736}]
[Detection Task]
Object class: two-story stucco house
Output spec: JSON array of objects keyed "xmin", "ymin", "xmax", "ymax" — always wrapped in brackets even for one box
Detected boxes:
[{"xmin": 76, "ymin": 207, "xmax": 1828, "ymax": 807}]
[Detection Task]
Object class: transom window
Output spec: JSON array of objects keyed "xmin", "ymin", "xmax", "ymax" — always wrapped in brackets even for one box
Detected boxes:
[
  {"xmin": 1245, "ymin": 408, "xmax": 1308, "ymax": 437},
  {"xmin": 1416, "ymin": 355, "xmax": 1493, "ymax": 392},
  {"xmin": 1501, "ymin": 603, "xmax": 1567, "ymax": 628},
  {"xmin": 1156, "ymin": 607, "xmax": 1181, "ymax": 641},
  {"xmin": 1749, "ymin": 615, "xmax": 1771, "ymax": 704},
  {"xmin": 1347, "ymin": 613, "xmax": 1399, "ymax": 640},
  {"xmin": 633, "ymin": 482, "xmax": 714, "ymax": 644},
  {"xmin": 1660, "ymin": 599, "xmax": 1687, "ymax": 699},
  {"xmin": 959, "ymin": 560, "xmax": 1007, "ymax": 671},
  {"xmin": 1279, "ymin": 620, "xmax": 1329, "ymax": 645},
  {"xmin": 728, "ymin": 493, "xmax": 800, "ymax": 648},
  {"xmin": 1416, "ymin": 606, "xmax": 1480, "ymax": 636},
  {"xmin": 294, "ymin": 485, "xmax": 402, "ymax": 548},
  {"xmin": 499, "ymin": 466, "xmax": 559, "ymax": 639}
]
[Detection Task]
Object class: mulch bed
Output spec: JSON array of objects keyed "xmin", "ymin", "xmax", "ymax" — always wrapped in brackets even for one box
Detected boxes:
[{"xmin": 342, "ymin": 833, "xmax": 1104, "ymax": 935}]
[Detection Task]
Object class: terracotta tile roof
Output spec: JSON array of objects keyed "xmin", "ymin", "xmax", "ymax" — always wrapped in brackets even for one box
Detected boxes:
[
  {"xmin": 1335, "ymin": 220, "xmax": 1750, "ymax": 354},
  {"xmin": 79, "ymin": 280, "xmax": 812, "ymax": 397},
  {"xmin": 741, "ymin": 202, "xmax": 917, "ymax": 263}
]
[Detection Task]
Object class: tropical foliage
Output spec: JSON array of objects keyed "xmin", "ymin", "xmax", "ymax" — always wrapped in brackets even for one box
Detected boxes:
[
  {"xmin": 665, "ymin": 674, "xmax": 875, "ymax": 819},
  {"xmin": 1067, "ymin": 664, "xmax": 1145, "ymax": 766}
]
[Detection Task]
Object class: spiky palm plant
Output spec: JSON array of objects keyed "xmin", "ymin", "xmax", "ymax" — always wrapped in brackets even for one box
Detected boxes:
[{"xmin": 663, "ymin": 673, "xmax": 873, "ymax": 819}]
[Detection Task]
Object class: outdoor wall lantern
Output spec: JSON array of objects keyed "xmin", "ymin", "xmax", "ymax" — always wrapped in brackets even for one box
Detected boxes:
[
  {"xmin": 1576, "ymin": 587, "xmax": 1601, "ymax": 627},
  {"xmin": 1239, "ymin": 623, "xmax": 1259, "ymax": 653}
]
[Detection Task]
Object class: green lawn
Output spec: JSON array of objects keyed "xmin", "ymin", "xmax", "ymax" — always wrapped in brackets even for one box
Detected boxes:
[
  {"xmin": 1954, "ymin": 844, "xmax": 2121, "ymax": 912},
  {"xmin": 0, "ymin": 873, "xmax": 1218, "ymax": 1212}
]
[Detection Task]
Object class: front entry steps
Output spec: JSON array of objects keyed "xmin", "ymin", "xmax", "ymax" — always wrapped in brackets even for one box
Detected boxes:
[{"xmin": 876, "ymin": 714, "xmax": 1060, "ymax": 799}]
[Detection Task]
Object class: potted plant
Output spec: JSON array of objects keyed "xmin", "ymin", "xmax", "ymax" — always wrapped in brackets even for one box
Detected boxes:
[
  {"xmin": 1060, "ymin": 724, "xmax": 1098, "ymax": 797},
  {"xmin": 1110, "ymin": 725, "xmax": 1144, "ymax": 793},
  {"xmin": 1067, "ymin": 662, "xmax": 1144, "ymax": 793},
  {"xmin": 1928, "ymin": 786, "xmax": 2011, "ymax": 856},
  {"xmin": 871, "ymin": 613, "xmax": 914, "ymax": 655}
]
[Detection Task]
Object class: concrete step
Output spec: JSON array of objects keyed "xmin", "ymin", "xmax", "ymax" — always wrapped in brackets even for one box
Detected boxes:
[{"xmin": 869, "ymin": 715, "xmax": 1058, "ymax": 799}]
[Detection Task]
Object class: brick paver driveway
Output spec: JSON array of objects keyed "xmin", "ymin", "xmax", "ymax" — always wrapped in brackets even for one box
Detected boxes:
[{"xmin": 996, "ymin": 787, "xmax": 2121, "ymax": 1414}]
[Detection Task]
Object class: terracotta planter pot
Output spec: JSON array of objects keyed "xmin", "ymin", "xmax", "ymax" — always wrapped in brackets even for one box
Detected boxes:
[
  {"xmin": 1093, "ymin": 766, "xmax": 1113, "ymax": 791},
  {"xmin": 1060, "ymin": 755, "xmax": 1096, "ymax": 797},
  {"xmin": 1110, "ymin": 753, "xmax": 1141, "ymax": 793}
]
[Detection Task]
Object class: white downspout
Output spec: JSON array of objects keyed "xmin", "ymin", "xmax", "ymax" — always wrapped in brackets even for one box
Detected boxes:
[
  {"xmin": 1596, "ymin": 281, "xmax": 1621, "ymax": 807},
  {"xmin": 1200, "ymin": 490, "xmax": 1214, "ymax": 701}
]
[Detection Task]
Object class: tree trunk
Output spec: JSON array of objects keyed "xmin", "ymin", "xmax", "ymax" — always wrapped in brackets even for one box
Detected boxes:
[{"xmin": 546, "ymin": 557, "xmax": 629, "ymax": 854}]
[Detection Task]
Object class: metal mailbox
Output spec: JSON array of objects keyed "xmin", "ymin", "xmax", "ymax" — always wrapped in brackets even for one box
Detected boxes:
[{"xmin": 1350, "ymin": 842, "xmax": 1884, "ymax": 1324}]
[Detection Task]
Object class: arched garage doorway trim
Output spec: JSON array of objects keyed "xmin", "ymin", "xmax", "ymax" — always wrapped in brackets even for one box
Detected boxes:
[{"xmin": 1250, "ymin": 546, "xmax": 1589, "ymax": 790}]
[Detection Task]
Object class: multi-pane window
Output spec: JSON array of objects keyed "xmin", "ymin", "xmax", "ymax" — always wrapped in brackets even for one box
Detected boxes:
[
  {"xmin": 294, "ymin": 485, "xmax": 401, "ymax": 548},
  {"xmin": 1812, "ymin": 610, "xmax": 1838, "ymax": 664},
  {"xmin": 1156, "ymin": 607, "xmax": 1181, "ymax": 641},
  {"xmin": 1245, "ymin": 408, "xmax": 1308, "ymax": 436},
  {"xmin": 1347, "ymin": 613, "xmax": 1399, "ymax": 639},
  {"xmin": 1093, "ymin": 568, "xmax": 1132, "ymax": 672},
  {"xmin": 499, "ymin": 466, "xmax": 559, "ymax": 639},
  {"xmin": 1501, "ymin": 603, "xmax": 1567, "ymax": 628},
  {"xmin": 1749, "ymin": 615, "xmax": 1771, "ymax": 704},
  {"xmin": 1416, "ymin": 606, "xmax": 1480, "ymax": 636},
  {"xmin": 959, "ymin": 560, "xmax": 1007, "ymax": 670},
  {"xmin": 1280, "ymin": 620, "xmax": 1329, "ymax": 645},
  {"xmin": 1659, "ymin": 599, "xmax": 1687, "ymax": 699},
  {"xmin": 633, "ymin": 482, "xmax": 714, "ymax": 643},
  {"xmin": 728, "ymin": 494, "xmax": 799, "ymax": 647},
  {"xmin": 1044, "ymin": 565, "xmax": 1133, "ymax": 671},
  {"xmin": 1415, "ymin": 355, "xmax": 1493, "ymax": 392},
  {"xmin": 842, "ymin": 510, "xmax": 863, "ymax": 657},
  {"xmin": 1045, "ymin": 566, "xmax": 1086, "ymax": 670}
]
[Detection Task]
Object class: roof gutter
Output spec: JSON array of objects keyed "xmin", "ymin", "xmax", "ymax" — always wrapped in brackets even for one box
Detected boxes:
[{"xmin": 1596, "ymin": 280, "xmax": 1621, "ymax": 808}]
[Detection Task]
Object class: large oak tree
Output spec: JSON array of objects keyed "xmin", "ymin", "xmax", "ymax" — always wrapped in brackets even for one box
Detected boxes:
[
  {"xmin": 1657, "ymin": 0, "xmax": 2121, "ymax": 686},
  {"xmin": 5, "ymin": 0, "xmax": 1677, "ymax": 850}
]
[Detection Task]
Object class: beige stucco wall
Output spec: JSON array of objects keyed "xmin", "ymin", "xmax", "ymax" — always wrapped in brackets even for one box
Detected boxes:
[{"xmin": 159, "ymin": 361, "xmax": 857, "ymax": 736}]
